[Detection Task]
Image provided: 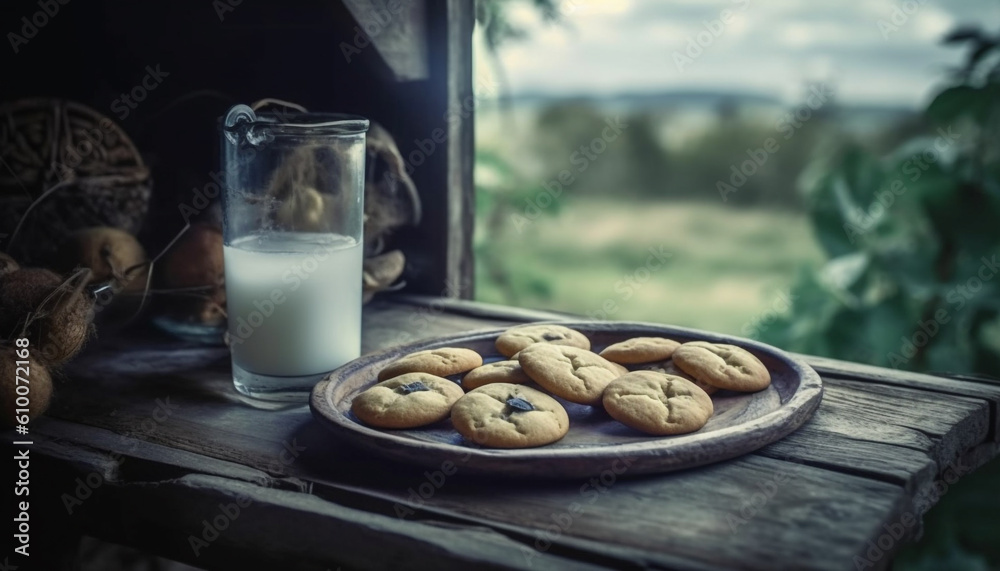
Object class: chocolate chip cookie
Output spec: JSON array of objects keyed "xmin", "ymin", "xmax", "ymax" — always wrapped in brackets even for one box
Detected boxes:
[
  {"xmin": 451, "ymin": 383, "xmax": 569, "ymax": 448},
  {"xmin": 351, "ymin": 373, "xmax": 465, "ymax": 429}
]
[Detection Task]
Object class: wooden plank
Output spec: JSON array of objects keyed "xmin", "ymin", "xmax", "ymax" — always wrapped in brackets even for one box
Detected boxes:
[
  {"xmin": 30, "ymin": 413, "xmax": 906, "ymax": 571},
  {"xmin": 392, "ymin": 294, "xmax": 575, "ymax": 322},
  {"xmin": 819, "ymin": 380, "xmax": 988, "ymax": 469},
  {"xmin": 361, "ymin": 298, "xmax": 520, "ymax": 351},
  {"xmin": 64, "ymin": 298, "xmax": 520, "ymax": 383},
  {"xmin": 444, "ymin": 0, "xmax": 475, "ymax": 299},
  {"xmin": 758, "ymin": 379, "xmax": 990, "ymax": 500},
  {"xmin": 333, "ymin": 454, "xmax": 908, "ymax": 571},
  {"xmin": 34, "ymin": 419, "xmax": 292, "ymax": 489},
  {"xmin": 57, "ymin": 471, "xmax": 616, "ymax": 571},
  {"xmin": 803, "ymin": 355, "xmax": 1000, "ymax": 442},
  {"xmin": 393, "ymin": 1, "xmax": 475, "ymax": 297},
  {"xmin": 59, "ymin": 305, "xmax": 995, "ymax": 482},
  {"xmin": 55, "ymin": 303, "xmax": 998, "ymax": 499}
]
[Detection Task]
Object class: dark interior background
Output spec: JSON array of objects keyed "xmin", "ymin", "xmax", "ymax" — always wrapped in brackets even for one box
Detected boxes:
[{"xmin": 1, "ymin": 0, "xmax": 452, "ymax": 294}]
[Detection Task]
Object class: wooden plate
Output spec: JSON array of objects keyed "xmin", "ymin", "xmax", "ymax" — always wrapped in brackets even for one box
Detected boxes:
[{"xmin": 310, "ymin": 321, "xmax": 823, "ymax": 478}]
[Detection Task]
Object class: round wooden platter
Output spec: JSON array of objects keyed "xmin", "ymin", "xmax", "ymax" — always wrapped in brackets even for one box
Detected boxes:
[{"xmin": 310, "ymin": 321, "xmax": 823, "ymax": 478}]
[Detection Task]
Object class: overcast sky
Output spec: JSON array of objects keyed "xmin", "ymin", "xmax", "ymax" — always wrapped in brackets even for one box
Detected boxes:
[{"xmin": 476, "ymin": 0, "xmax": 1000, "ymax": 107}]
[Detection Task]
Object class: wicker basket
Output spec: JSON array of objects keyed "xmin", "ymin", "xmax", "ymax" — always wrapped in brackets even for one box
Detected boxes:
[{"xmin": 0, "ymin": 98, "xmax": 151, "ymax": 265}]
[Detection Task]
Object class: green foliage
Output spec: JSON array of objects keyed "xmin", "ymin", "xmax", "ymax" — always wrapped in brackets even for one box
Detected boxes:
[
  {"xmin": 474, "ymin": 148, "xmax": 562, "ymax": 305},
  {"xmin": 674, "ymin": 109, "xmax": 840, "ymax": 209},
  {"xmin": 531, "ymin": 105, "xmax": 671, "ymax": 197},
  {"xmin": 893, "ymin": 455, "xmax": 1000, "ymax": 570},
  {"xmin": 760, "ymin": 27, "xmax": 1000, "ymax": 377},
  {"xmin": 475, "ymin": 0, "xmax": 561, "ymax": 51}
]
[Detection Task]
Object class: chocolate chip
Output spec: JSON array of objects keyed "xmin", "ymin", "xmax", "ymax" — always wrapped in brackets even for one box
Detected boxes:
[
  {"xmin": 541, "ymin": 333, "xmax": 562, "ymax": 341},
  {"xmin": 396, "ymin": 381, "xmax": 430, "ymax": 394},
  {"xmin": 506, "ymin": 396, "xmax": 535, "ymax": 412}
]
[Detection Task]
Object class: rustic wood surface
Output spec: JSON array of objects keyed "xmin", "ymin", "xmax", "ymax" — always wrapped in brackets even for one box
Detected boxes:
[
  {"xmin": 14, "ymin": 296, "xmax": 1000, "ymax": 571},
  {"xmin": 312, "ymin": 321, "xmax": 823, "ymax": 478}
]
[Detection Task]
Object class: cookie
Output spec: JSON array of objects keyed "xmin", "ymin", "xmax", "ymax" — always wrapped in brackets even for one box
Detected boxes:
[
  {"xmin": 451, "ymin": 383, "xmax": 569, "ymax": 448},
  {"xmin": 602, "ymin": 371, "xmax": 714, "ymax": 435},
  {"xmin": 672, "ymin": 341, "xmax": 770, "ymax": 392},
  {"xmin": 495, "ymin": 324, "xmax": 590, "ymax": 358},
  {"xmin": 518, "ymin": 344, "xmax": 627, "ymax": 406},
  {"xmin": 599, "ymin": 337, "xmax": 681, "ymax": 364},
  {"xmin": 377, "ymin": 347, "xmax": 483, "ymax": 381},
  {"xmin": 351, "ymin": 373, "xmax": 464, "ymax": 429},
  {"xmin": 461, "ymin": 360, "xmax": 531, "ymax": 390},
  {"xmin": 639, "ymin": 359, "xmax": 718, "ymax": 395}
]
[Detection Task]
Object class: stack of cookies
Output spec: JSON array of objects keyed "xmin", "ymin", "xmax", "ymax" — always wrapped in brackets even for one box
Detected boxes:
[{"xmin": 350, "ymin": 324, "xmax": 772, "ymax": 449}]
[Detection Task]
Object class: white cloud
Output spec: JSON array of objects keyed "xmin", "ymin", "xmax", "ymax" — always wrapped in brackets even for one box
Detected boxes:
[
  {"xmin": 913, "ymin": 7, "xmax": 956, "ymax": 41},
  {"xmin": 486, "ymin": 0, "xmax": 998, "ymax": 106}
]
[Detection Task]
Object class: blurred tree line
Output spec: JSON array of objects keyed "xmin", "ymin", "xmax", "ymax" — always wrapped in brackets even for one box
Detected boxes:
[{"xmin": 521, "ymin": 94, "xmax": 928, "ymax": 210}]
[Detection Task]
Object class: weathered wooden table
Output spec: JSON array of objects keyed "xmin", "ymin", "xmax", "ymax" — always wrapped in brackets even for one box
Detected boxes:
[{"xmin": 17, "ymin": 296, "xmax": 1000, "ymax": 570}]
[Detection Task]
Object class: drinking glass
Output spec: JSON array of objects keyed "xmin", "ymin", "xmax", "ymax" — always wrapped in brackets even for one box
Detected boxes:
[{"xmin": 219, "ymin": 104, "xmax": 369, "ymax": 401}]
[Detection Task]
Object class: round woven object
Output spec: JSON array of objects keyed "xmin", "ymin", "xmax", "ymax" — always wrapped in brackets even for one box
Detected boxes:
[{"xmin": 0, "ymin": 98, "xmax": 151, "ymax": 264}]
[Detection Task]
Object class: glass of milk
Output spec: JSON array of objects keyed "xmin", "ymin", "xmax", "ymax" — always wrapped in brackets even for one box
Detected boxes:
[{"xmin": 219, "ymin": 104, "xmax": 369, "ymax": 401}]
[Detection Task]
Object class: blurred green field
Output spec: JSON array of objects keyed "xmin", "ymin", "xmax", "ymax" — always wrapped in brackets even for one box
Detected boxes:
[{"xmin": 474, "ymin": 197, "xmax": 824, "ymax": 335}]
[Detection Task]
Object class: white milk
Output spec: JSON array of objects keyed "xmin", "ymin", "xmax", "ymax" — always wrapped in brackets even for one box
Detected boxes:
[{"xmin": 224, "ymin": 232, "xmax": 362, "ymax": 377}]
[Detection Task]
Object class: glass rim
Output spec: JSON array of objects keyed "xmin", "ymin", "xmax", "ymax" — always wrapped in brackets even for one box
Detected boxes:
[{"xmin": 220, "ymin": 110, "xmax": 370, "ymax": 136}]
